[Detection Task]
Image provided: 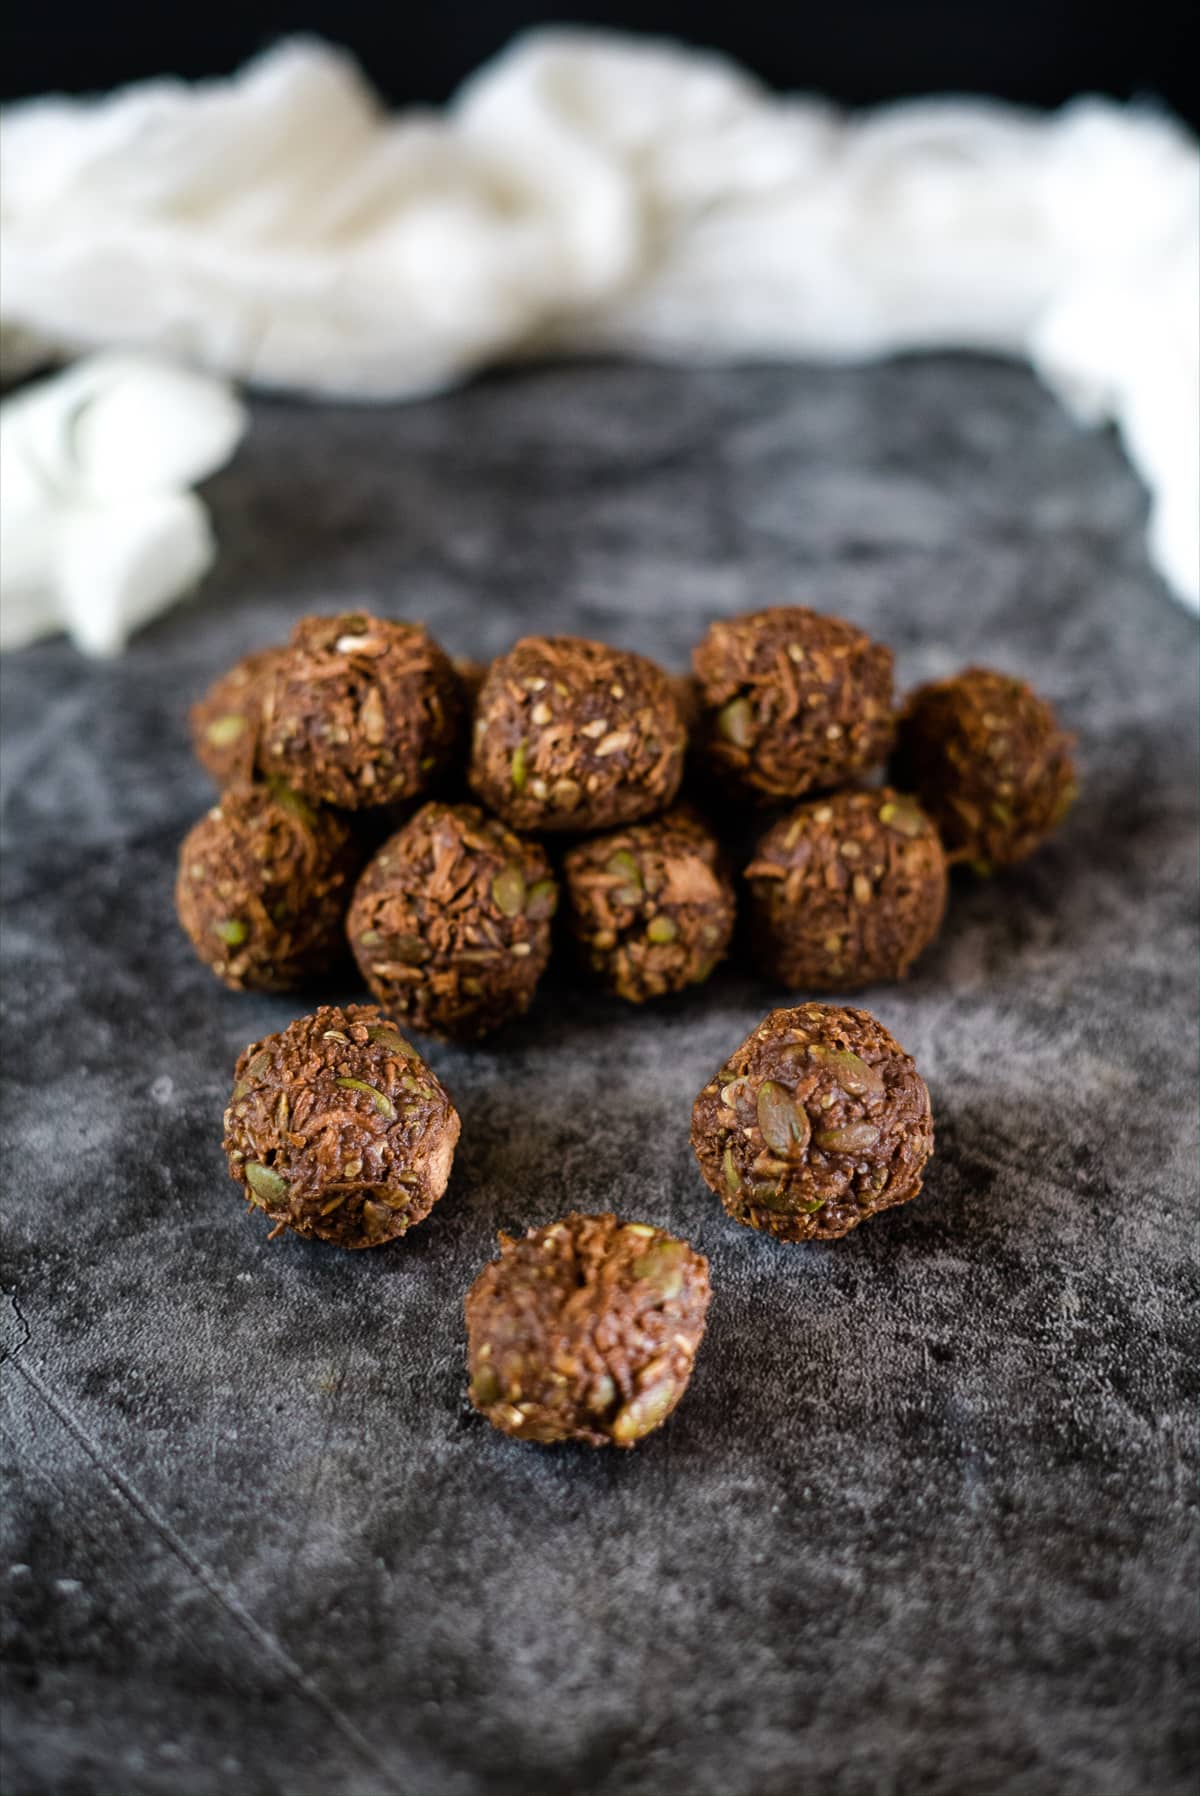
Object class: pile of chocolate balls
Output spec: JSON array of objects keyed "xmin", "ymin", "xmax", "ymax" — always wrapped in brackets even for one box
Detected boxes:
[{"xmin": 180, "ymin": 606, "xmax": 1076, "ymax": 1450}]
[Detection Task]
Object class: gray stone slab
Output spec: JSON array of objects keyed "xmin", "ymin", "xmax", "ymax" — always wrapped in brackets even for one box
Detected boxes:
[{"xmin": 1, "ymin": 356, "xmax": 1196, "ymax": 1796}]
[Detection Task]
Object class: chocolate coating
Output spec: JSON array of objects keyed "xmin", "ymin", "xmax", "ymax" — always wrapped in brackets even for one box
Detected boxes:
[
  {"xmin": 465, "ymin": 1213, "xmax": 711, "ymax": 1448},
  {"xmin": 691, "ymin": 1004, "xmax": 933, "ymax": 1242},
  {"xmin": 261, "ymin": 613, "xmax": 462, "ymax": 810},
  {"xmin": 189, "ymin": 646, "xmax": 285, "ymax": 788},
  {"xmin": 346, "ymin": 802, "xmax": 557, "ymax": 1040},
  {"xmin": 744, "ymin": 788, "xmax": 947, "ymax": 990},
  {"xmin": 223, "ymin": 1005, "xmax": 459, "ymax": 1248},
  {"xmin": 468, "ymin": 636, "xmax": 687, "ymax": 832},
  {"xmin": 563, "ymin": 809, "xmax": 735, "ymax": 1002},
  {"xmin": 892, "ymin": 666, "xmax": 1077, "ymax": 871},
  {"xmin": 692, "ymin": 606, "xmax": 894, "ymax": 801},
  {"xmin": 175, "ymin": 785, "xmax": 359, "ymax": 991}
]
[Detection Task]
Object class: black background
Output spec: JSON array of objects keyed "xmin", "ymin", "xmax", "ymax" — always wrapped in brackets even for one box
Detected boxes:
[{"xmin": 3, "ymin": 1, "xmax": 1196, "ymax": 123}]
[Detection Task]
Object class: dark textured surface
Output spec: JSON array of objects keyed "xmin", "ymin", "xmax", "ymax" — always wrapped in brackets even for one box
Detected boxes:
[{"xmin": 1, "ymin": 357, "xmax": 1197, "ymax": 1796}]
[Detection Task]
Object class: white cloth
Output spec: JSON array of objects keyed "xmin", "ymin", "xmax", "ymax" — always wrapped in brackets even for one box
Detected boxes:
[
  {"xmin": 0, "ymin": 355, "xmax": 246, "ymax": 654},
  {"xmin": 2, "ymin": 30, "xmax": 1196, "ymax": 617}
]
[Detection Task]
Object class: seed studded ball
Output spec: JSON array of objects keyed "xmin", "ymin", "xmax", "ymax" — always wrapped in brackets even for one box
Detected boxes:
[
  {"xmin": 223, "ymin": 1005, "xmax": 460, "ymax": 1249},
  {"xmin": 692, "ymin": 606, "xmax": 895, "ymax": 802},
  {"xmin": 175, "ymin": 785, "xmax": 360, "ymax": 991},
  {"xmin": 892, "ymin": 666, "xmax": 1077, "ymax": 872},
  {"xmin": 190, "ymin": 645, "xmax": 286, "ymax": 788},
  {"xmin": 261, "ymin": 612, "xmax": 463, "ymax": 809},
  {"xmin": 744, "ymin": 788, "xmax": 947, "ymax": 990},
  {"xmin": 563, "ymin": 808, "xmax": 736, "ymax": 1002},
  {"xmin": 468, "ymin": 636, "xmax": 687, "ymax": 833},
  {"xmin": 346, "ymin": 802, "xmax": 558, "ymax": 1040},
  {"xmin": 691, "ymin": 1005, "xmax": 933, "ymax": 1242},
  {"xmin": 465, "ymin": 1213, "xmax": 711, "ymax": 1448}
]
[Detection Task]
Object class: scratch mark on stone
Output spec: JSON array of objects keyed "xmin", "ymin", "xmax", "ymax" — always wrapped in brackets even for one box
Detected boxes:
[{"xmin": 7, "ymin": 1351, "xmax": 406, "ymax": 1796}]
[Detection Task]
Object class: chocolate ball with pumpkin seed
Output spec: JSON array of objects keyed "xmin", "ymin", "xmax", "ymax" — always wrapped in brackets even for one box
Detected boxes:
[
  {"xmin": 189, "ymin": 645, "xmax": 286, "ymax": 788},
  {"xmin": 260, "ymin": 612, "xmax": 463, "ymax": 810},
  {"xmin": 468, "ymin": 635, "xmax": 687, "ymax": 833},
  {"xmin": 691, "ymin": 1004, "xmax": 933, "ymax": 1242},
  {"xmin": 346, "ymin": 802, "xmax": 557, "ymax": 1040},
  {"xmin": 692, "ymin": 606, "xmax": 894, "ymax": 802},
  {"xmin": 563, "ymin": 808, "xmax": 736, "ymax": 1002},
  {"xmin": 223, "ymin": 1004, "xmax": 460, "ymax": 1249},
  {"xmin": 744, "ymin": 788, "xmax": 947, "ymax": 990},
  {"xmin": 175, "ymin": 784, "xmax": 360, "ymax": 991},
  {"xmin": 892, "ymin": 666, "xmax": 1077, "ymax": 872},
  {"xmin": 465, "ymin": 1213, "xmax": 711, "ymax": 1449}
]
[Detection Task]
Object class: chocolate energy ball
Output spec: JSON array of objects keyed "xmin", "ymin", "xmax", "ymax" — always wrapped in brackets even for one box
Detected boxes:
[
  {"xmin": 892, "ymin": 666, "xmax": 1077, "ymax": 872},
  {"xmin": 468, "ymin": 636, "xmax": 687, "ymax": 833},
  {"xmin": 261, "ymin": 612, "xmax": 463, "ymax": 810},
  {"xmin": 691, "ymin": 1004, "xmax": 933, "ymax": 1242},
  {"xmin": 346, "ymin": 802, "xmax": 557, "ymax": 1040},
  {"xmin": 465, "ymin": 1213, "xmax": 711, "ymax": 1448},
  {"xmin": 175, "ymin": 785, "xmax": 360, "ymax": 991},
  {"xmin": 744, "ymin": 788, "xmax": 947, "ymax": 990},
  {"xmin": 563, "ymin": 809, "xmax": 735, "ymax": 1002},
  {"xmin": 692, "ymin": 606, "xmax": 895, "ymax": 802},
  {"xmin": 189, "ymin": 645, "xmax": 285, "ymax": 788},
  {"xmin": 223, "ymin": 1004, "xmax": 460, "ymax": 1248}
]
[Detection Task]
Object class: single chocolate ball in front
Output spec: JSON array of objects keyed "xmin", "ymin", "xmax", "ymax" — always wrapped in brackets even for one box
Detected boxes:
[
  {"xmin": 744, "ymin": 788, "xmax": 947, "ymax": 990},
  {"xmin": 223, "ymin": 1005, "xmax": 459, "ymax": 1248},
  {"xmin": 189, "ymin": 645, "xmax": 286, "ymax": 788},
  {"xmin": 175, "ymin": 785, "xmax": 360, "ymax": 990},
  {"xmin": 346, "ymin": 802, "xmax": 558, "ymax": 1040},
  {"xmin": 465, "ymin": 1213, "xmax": 711, "ymax": 1448},
  {"xmin": 891, "ymin": 666, "xmax": 1077, "ymax": 872},
  {"xmin": 692, "ymin": 606, "xmax": 894, "ymax": 802},
  {"xmin": 691, "ymin": 1004, "xmax": 933, "ymax": 1242},
  {"xmin": 260, "ymin": 612, "xmax": 463, "ymax": 810},
  {"xmin": 563, "ymin": 808, "xmax": 736, "ymax": 1002},
  {"xmin": 468, "ymin": 636, "xmax": 687, "ymax": 832}
]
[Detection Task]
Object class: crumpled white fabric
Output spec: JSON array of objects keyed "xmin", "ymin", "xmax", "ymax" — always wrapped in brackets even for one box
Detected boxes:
[
  {"xmin": 2, "ymin": 29, "xmax": 1196, "ymax": 615},
  {"xmin": 0, "ymin": 354, "xmax": 246, "ymax": 654}
]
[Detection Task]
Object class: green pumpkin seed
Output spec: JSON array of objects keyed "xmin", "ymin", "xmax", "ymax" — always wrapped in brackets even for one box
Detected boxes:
[
  {"xmin": 878, "ymin": 797, "xmax": 927, "ymax": 838},
  {"xmin": 814, "ymin": 1121, "xmax": 881, "ymax": 1153},
  {"xmin": 213, "ymin": 918, "xmax": 247, "ymax": 947},
  {"xmin": 610, "ymin": 1378, "xmax": 678, "ymax": 1445},
  {"xmin": 525, "ymin": 878, "xmax": 558, "ymax": 920},
  {"xmin": 647, "ymin": 915, "xmax": 678, "ymax": 944},
  {"xmin": 806, "ymin": 1047, "xmax": 884, "ymax": 1097},
  {"xmin": 335, "ymin": 1078, "xmax": 397, "ymax": 1120},
  {"xmin": 470, "ymin": 1365, "xmax": 501, "ymax": 1407},
  {"xmin": 245, "ymin": 1162, "xmax": 287, "ymax": 1205},
  {"xmin": 492, "ymin": 864, "xmax": 526, "ymax": 918},
  {"xmin": 206, "ymin": 713, "xmax": 246, "ymax": 747},
  {"xmin": 722, "ymin": 1144, "xmax": 741, "ymax": 1194},
  {"xmin": 633, "ymin": 1238, "xmax": 688, "ymax": 1300},
  {"xmin": 511, "ymin": 741, "xmax": 528, "ymax": 790},
  {"xmin": 605, "ymin": 849, "xmax": 643, "ymax": 890},
  {"xmin": 756, "ymin": 1081, "xmax": 811, "ymax": 1157},
  {"xmin": 717, "ymin": 697, "xmax": 753, "ymax": 748}
]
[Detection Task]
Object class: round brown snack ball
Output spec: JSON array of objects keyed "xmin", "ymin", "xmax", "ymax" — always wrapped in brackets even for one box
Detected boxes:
[
  {"xmin": 692, "ymin": 606, "xmax": 894, "ymax": 802},
  {"xmin": 465, "ymin": 1213, "xmax": 711, "ymax": 1448},
  {"xmin": 175, "ymin": 785, "xmax": 360, "ymax": 991},
  {"xmin": 346, "ymin": 802, "xmax": 557, "ymax": 1040},
  {"xmin": 468, "ymin": 636, "xmax": 687, "ymax": 833},
  {"xmin": 563, "ymin": 809, "xmax": 735, "ymax": 1002},
  {"xmin": 744, "ymin": 788, "xmax": 947, "ymax": 990},
  {"xmin": 189, "ymin": 646, "xmax": 285, "ymax": 788},
  {"xmin": 261, "ymin": 612, "xmax": 463, "ymax": 810},
  {"xmin": 891, "ymin": 666, "xmax": 1077, "ymax": 872},
  {"xmin": 691, "ymin": 1004, "xmax": 933, "ymax": 1242},
  {"xmin": 223, "ymin": 1004, "xmax": 460, "ymax": 1248}
]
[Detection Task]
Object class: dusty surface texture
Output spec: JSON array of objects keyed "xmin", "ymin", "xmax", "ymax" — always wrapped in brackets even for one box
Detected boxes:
[{"xmin": 2, "ymin": 356, "xmax": 1197, "ymax": 1796}]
